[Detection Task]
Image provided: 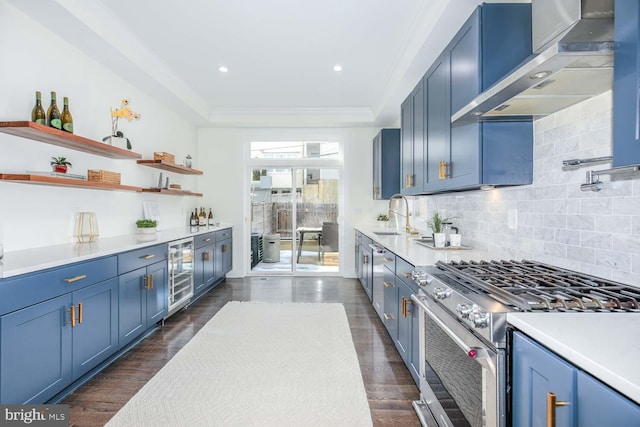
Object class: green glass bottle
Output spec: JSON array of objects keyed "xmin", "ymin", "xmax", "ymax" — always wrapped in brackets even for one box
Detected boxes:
[
  {"xmin": 31, "ymin": 91, "xmax": 46, "ymax": 125},
  {"xmin": 61, "ymin": 97, "xmax": 73, "ymax": 133},
  {"xmin": 47, "ymin": 91, "xmax": 62, "ymax": 130}
]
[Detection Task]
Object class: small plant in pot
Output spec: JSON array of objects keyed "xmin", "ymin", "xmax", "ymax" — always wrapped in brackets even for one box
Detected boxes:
[
  {"xmin": 136, "ymin": 219, "xmax": 157, "ymax": 235},
  {"xmin": 50, "ymin": 156, "xmax": 72, "ymax": 173},
  {"xmin": 428, "ymin": 211, "xmax": 450, "ymax": 247}
]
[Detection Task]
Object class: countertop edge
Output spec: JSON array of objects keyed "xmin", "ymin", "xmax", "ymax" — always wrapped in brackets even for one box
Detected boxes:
[{"xmin": 0, "ymin": 223, "xmax": 233, "ymax": 279}]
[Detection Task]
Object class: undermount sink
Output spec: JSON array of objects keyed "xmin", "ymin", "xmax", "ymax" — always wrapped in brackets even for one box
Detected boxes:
[{"xmin": 373, "ymin": 231, "xmax": 401, "ymax": 236}]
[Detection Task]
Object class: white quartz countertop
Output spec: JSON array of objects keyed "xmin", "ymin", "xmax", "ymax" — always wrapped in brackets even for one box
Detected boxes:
[
  {"xmin": 0, "ymin": 223, "xmax": 232, "ymax": 279},
  {"xmin": 356, "ymin": 225, "xmax": 497, "ymax": 266},
  {"xmin": 508, "ymin": 312, "xmax": 640, "ymax": 405}
]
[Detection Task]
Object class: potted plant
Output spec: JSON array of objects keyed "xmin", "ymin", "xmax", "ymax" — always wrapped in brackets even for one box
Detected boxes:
[
  {"xmin": 102, "ymin": 98, "xmax": 141, "ymax": 150},
  {"xmin": 50, "ymin": 156, "xmax": 72, "ymax": 173},
  {"xmin": 428, "ymin": 211, "xmax": 450, "ymax": 247},
  {"xmin": 136, "ymin": 219, "xmax": 157, "ymax": 236}
]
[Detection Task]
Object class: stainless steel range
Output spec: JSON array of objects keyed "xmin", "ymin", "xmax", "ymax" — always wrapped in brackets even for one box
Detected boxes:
[{"xmin": 410, "ymin": 260, "xmax": 640, "ymax": 427}]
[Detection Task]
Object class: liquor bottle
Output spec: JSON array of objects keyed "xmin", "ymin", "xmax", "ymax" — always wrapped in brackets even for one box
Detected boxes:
[
  {"xmin": 47, "ymin": 91, "xmax": 62, "ymax": 130},
  {"xmin": 61, "ymin": 97, "xmax": 73, "ymax": 133},
  {"xmin": 208, "ymin": 208, "xmax": 214, "ymax": 226},
  {"xmin": 31, "ymin": 91, "xmax": 46, "ymax": 125}
]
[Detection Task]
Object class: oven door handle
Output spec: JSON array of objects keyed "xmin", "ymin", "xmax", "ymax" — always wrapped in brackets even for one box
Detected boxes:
[{"xmin": 411, "ymin": 293, "xmax": 490, "ymax": 361}]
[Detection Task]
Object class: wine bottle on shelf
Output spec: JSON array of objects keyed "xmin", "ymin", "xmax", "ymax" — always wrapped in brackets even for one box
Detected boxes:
[
  {"xmin": 31, "ymin": 91, "xmax": 46, "ymax": 125},
  {"xmin": 61, "ymin": 97, "xmax": 73, "ymax": 133},
  {"xmin": 208, "ymin": 208, "xmax": 214, "ymax": 226},
  {"xmin": 46, "ymin": 91, "xmax": 62, "ymax": 130}
]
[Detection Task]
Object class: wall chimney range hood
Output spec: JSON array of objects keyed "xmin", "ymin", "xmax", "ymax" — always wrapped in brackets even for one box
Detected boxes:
[{"xmin": 452, "ymin": 0, "xmax": 614, "ymax": 124}]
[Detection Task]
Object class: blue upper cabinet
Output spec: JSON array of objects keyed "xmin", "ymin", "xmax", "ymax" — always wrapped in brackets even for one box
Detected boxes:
[
  {"xmin": 373, "ymin": 128, "xmax": 400, "ymax": 199},
  {"xmin": 400, "ymin": 82, "xmax": 425, "ymax": 195},
  {"xmin": 399, "ymin": 3, "xmax": 533, "ymax": 195},
  {"xmin": 445, "ymin": 4, "xmax": 533, "ymax": 191},
  {"xmin": 613, "ymin": 0, "xmax": 640, "ymax": 166}
]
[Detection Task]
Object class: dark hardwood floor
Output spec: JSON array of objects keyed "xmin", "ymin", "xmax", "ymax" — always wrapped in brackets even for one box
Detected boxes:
[{"xmin": 63, "ymin": 276, "xmax": 420, "ymax": 426}]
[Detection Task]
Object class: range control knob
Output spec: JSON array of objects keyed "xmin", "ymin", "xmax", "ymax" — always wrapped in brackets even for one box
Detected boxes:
[
  {"xmin": 433, "ymin": 287, "xmax": 452, "ymax": 300},
  {"xmin": 412, "ymin": 271, "xmax": 433, "ymax": 286},
  {"xmin": 470, "ymin": 307, "xmax": 490, "ymax": 328},
  {"xmin": 456, "ymin": 303, "xmax": 473, "ymax": 319}
]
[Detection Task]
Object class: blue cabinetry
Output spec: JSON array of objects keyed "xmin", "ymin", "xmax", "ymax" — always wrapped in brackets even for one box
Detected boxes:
[
  {"xmin": 399, "ymin": 3, "xmax": 533, "ymax": 194},
  {"xmin": 117, "ymin": 244, "xmax": 167, "ymax": 348},
  {"xmin": 400, "ymin": 82, "xmax": 425, "ymax": 195},
  {"xmin": 357, "ymin": 234, "xmax": 373, "ymax": 300},
  {"xmin": 613, "ymin": 0, "xmax": 640, "ymax": 166},
  {"xmin": 393, "ymin": 257, "xmax": 420, "ymax": 385},
  {"xmin": 373, "ymin": 128, "xmax": 400, "ymax": 199},
  {"xmin": 194, "ymin": 232, "xmax": 215, "ymax": 297},
  {"xmin": 214, "ymin": 228, "xmax": 232, "ymax": 282},
  {"xmin": 0, "ymin": 258, "xmax": 118, "ymax": 404},
  {"xmin": 513, "ymin": 331, "xmax": 640, "ymax": 427}
]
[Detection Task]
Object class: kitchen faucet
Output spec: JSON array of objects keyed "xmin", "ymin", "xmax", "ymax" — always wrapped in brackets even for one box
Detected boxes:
[{"xmin": 388, "ymin": 193, "xmax": 411, "ymax": 233}]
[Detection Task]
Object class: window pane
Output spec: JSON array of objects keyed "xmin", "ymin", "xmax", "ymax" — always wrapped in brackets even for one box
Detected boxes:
[{"xmin": 250, "ymin": 141, "xmax": 339, "ymax": 159}]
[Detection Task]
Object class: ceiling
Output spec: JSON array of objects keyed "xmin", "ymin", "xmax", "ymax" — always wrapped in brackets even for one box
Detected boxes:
[{"xmin": 9, "ymin": 0, "xmax": 513, "ymax": 127}]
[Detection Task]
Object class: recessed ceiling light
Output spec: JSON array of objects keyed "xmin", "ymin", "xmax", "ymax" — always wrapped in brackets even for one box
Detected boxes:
[
  {"xmin": 333, "ymin": 65, "xmax": 343, "ymax": 72},
  {"xmin": 218, "ymin": 66, "xmax": 229, "ymax": 73}
]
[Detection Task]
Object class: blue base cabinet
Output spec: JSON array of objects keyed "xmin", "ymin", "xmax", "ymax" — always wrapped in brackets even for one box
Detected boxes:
[
  {"xmin": 0, "ymin": 277, "xmax": 118, "ymax": 404},
  {"xmin": 512, "ymin": 331, "xmax": 640, "ymax": 427},
  {"xmin": 194, "ymin": 232, "xmax": 215, "ymax": 297},
  {"xmin": 118, "ymin": 260, "xmax": 167, "ymax": 349},
  {"xmin": 394, "ymin": 257, "xmax": 420, "ymax": 385},
  {"xmin": 1, "ymin": 294, "xmax": 72, "ymax": 404}
]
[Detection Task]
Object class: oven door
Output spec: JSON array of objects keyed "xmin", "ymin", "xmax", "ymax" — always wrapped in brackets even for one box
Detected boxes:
[{"xmin": 411, "ymin": 292, "xmax": 506, "ymax": 427}]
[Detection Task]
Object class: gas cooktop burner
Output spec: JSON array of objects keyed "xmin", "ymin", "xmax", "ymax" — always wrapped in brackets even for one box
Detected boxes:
[{"xmin": 435, "ymin": 260, "xmax": 640, "ymax": 312}]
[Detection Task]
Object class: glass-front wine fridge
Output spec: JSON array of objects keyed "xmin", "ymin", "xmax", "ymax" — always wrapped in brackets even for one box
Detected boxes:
[{"xmin": 167, "ymin": 237, "xmax": 194, "ymax": 316}]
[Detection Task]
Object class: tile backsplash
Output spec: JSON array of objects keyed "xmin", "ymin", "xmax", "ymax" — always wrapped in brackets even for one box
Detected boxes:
[{"xmin": 418, "ymin": 91, "xmax": 640, "ymax": 286}]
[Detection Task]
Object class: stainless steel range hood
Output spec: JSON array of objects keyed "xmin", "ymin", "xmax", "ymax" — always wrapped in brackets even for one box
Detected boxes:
[{"xmin": 452, "ymin": 0, "xmax": 614, "ymax": 124}]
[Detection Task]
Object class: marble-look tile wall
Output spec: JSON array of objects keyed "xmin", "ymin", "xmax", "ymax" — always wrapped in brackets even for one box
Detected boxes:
[{"xmin": 417, "ymin": 91, "xmax": 640, "ymax": 286}]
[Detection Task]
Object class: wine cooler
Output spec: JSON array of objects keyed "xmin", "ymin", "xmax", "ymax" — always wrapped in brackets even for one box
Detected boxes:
[{"xmin": 167, "ymin": 237, "xmax": 194, "ymax": 316}]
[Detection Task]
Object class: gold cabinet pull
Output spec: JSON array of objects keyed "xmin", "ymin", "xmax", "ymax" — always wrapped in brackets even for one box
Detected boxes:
[
  {"xmin": 144, "ymin": 275, "xmax": 152, "ymax": 290},
  {"xmin": 383, "ymin": 281, "xmax": 395, "ymax": 288},
  {"xmin": 405, "ymin": 299, "xmax": 412, "ymax": 316},
  {"xmin": 65, "ymin": 275, "xmax": 86, "ymax": 283},
  {"xmin": 547, "ymin": 392, "xmax": 570, "ymax": 427},
  {"xmin": 222, "ymin": 244, "xmax": 228, "ymax": 253},
  {"xmin": 373, "ymin": 186, "xmax": 380, "ymax": 196},
  {"xmin": 383, "ymin": 257, "xmax": 393, "ymax": 262},
  {"xmin": 68, "ymin": 305, "xmax": 76, "ymax": 328},
  {"xmin": 141, "ymin": 254, "xmax": 155, "ymax": 260},
  {"xmin": 401, "ymin": 272, "xmax": 411, "ymax": 278},
  {"xmin": 78, "ymin": 302, "xmax": 83, "ymax": 324},
  {"xmin": 439, "ymin": 161, "xmax": 450, "ymax": 180},
  {"xmin": 203, "ymin": 251, "xmax": 210, "ymax": 261},
  {"xmin": 150, "ymin": 274, "xmax": 154, "ymax": 290},
  {"xmin": 401, "ymin": 297, "xmax": 407, "ymax": 317}
]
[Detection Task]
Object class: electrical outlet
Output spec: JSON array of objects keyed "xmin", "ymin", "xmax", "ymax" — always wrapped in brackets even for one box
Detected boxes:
[{"xmin": 508, "ymin": 209, "xmax": 518, "ymax": 230}]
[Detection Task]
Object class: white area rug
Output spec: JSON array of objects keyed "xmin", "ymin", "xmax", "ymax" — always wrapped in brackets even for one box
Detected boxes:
[{"xmin": 105, "ymin": 301, "xmax": 373, "ymax": 427}]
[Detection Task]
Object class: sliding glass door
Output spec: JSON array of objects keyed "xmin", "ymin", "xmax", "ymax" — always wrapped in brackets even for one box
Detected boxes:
[{"xmin": 248, "ymin": 141, "xmax": 341, "ymax": 275}]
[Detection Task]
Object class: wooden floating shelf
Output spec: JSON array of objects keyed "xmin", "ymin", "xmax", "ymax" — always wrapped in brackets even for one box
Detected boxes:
[
  {"xmin": 136, "ymin": 159, "xmax": 203, "ymax": 175},
  {"xmin": 141, "ymin": 188, "xmax": 203, "ymax": 197},
  {"xmin": 0, "ymin": 174, "xmax": 143, "ymax": 192},
  {"xmin": 0, "ymin": 121, "xmax": 142, "ymax": 159}
]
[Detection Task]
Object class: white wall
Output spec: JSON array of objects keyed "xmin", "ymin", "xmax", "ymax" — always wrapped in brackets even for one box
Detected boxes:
[
  {"xmin": 197, "ymin": 127, "xmax": 389, "ymax": 278},
  {"xmin": 419, "ymin": 92, "xmax": 640, "ymax": 286},
  {"xmin": 0, "ymin": 3, "xmax": 199, "ymax": 251}
]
